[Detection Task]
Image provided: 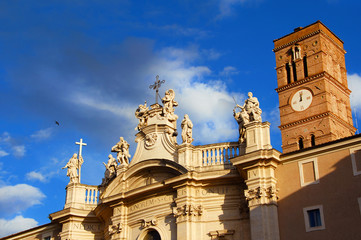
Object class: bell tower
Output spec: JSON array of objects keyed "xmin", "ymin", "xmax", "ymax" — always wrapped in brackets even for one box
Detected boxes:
[{"xmin": 273, "ymin": 21, "xmax": 355, "ymax": 153}]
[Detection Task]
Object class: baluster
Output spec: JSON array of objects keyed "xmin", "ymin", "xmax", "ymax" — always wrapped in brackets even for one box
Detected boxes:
[
  {"xmin": 220, "ymin": 147, "xmax": 224, "ymax": 163},
  {"xmin": 89, "ymin": 189, "xmax": 94, "ymax": 204},
  {"xmin": 202, "ymin": 149, "xmax": 205, "ymax": 165},
  {"xmin": 211, "ymin": 148, "xmax": 214, "ymax": 165},
  {"xmin": 225, "ymin": 147, "xmax": 229, "ymax": 161},
  {"xmin": 94, "ymin": 189, "xmax": 98, "ymax": 204},
  {"xmin": 215, "ymin": 147, "xmax": 219, "ymax": 164}
]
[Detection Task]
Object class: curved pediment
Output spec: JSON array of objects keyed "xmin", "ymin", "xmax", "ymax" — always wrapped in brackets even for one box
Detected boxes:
[{"xmin": 100, "ymin": 159, "xmax": 188, "ymax": 200}]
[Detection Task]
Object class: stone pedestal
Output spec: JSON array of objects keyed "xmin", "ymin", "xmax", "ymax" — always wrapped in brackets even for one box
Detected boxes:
[{"xmin": 245, "ymin": 121, "xmax": 272, "ymax": 154}]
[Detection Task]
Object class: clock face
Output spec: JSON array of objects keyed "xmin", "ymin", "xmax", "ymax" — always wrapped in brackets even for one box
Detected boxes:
[{"xmin": 291, "ymin": 89, "xmax": 313, "ymax": 111}]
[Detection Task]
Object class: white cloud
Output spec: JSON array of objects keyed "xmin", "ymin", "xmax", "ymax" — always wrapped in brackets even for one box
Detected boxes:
[
  {"xmin": 0, "ymin": 215, "xmax": 38, "ymax": 237},
  {"xmin": 218, "ymin": 0, "xmax": 248, "ymax": 17},
  {"xmin": 220, "ymin": 66, "xmax": 239, "ymax": 76},
  {"xmin": 0, "ymin": 132, "xmax": 10, "ymax": 143},
  {"xmin": 0, "ymin": 150, "xmax": 9, "ymax": 158},
  {"xmin": 26, "ymin": 171, "xmax": 46, "ymax": 182},
  {"xmin": 0, "ymin": 184, "xmax": 45, "ymax": 217},
  {"xmin": 12, "ymin": 145, "xmax": 25, "ymax": 158},
  {"xmin": 30, "ymin": 127, "xmax": 53, "ymax": 141},
  {"xmin": 0, "ymin": 132, "xmax": 26, "ymax": 158},
  {"xmin": 348, "ymin": 73, "xmax": 361, "ymax": 111}
]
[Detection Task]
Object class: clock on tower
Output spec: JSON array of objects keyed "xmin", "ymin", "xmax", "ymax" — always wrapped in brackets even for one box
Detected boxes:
[{"xmin": 273, "ymin": 21, "xmax": 356, "ymax": 153}]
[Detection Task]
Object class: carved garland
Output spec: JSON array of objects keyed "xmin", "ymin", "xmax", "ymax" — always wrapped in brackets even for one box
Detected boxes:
[
  {"xmin": 173, "ymin": 204, "xmax": 203, "ymax": 217},
  {"xmin": 109, "ymin": 223, "xmax": 122, "ymax": 236},
  {"xmin": 244, "ymin": 186, "xmax": 278, "ymax": 206}
]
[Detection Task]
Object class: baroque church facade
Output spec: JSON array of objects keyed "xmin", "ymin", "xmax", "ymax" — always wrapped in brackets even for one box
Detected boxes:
[{"xmin": 2, "ymin": 21, "xmax": 361, "ymax": 240}]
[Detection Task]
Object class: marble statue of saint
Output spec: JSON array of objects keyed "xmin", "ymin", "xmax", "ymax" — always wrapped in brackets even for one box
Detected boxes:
[
  {"xmin": 162, "ymin": 89, "xmax": 178, "ymax": 121},
  {"xmin": 235, "ymin": 92, "xmax": 262, "ymax": 123},
  {"xmin": 233, "ymin": 92, "xmax": 262, "ymax": 142},
  {"xmin": 102, "ymin": 154, "xmax": 118, "ymax": 184},
  {"xmin": 181, "ymin": 114, "xmax": 194, "ymax": 144},
  {"xmin": 135, "ymin": 101, "xmax": 149, "ymax": 131},
  {"xmin": 62, "ymin": 153, "xmax": 83, "ymax": 183},
  {"xmin": 111, "ymin": 137, "xmax": 131, "ymax": 166}
]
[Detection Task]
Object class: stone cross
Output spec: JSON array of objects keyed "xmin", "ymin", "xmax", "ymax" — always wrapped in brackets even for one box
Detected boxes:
[
  {"xmin": 149, "ymin": 75, "xmax": 165, "ymax": 104},
  {"xmin": 75, "ymin": 138, "xmax": 87, "ymax": 182},
  {"xmin": 76, "ymin": 138, "xmax": 87, "ymax": 156}
]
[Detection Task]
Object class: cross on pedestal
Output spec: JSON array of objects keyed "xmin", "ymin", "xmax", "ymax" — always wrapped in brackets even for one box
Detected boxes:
[
  {"xmin": 75, "ymin": 138, "xmax": 87, "ymax": 183},
  {"xmin": 149, "ymin": 75, "xmax": 165, "ymax": 104}
]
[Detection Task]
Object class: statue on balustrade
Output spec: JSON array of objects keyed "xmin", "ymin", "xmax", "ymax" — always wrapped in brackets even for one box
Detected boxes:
[
  {"xmin": 111, "ymin": 137, "xmax": 131, "ymax": 166},
  {"xmin": 102, "ymin": 154, "xmax": 118, "ymax": 185},
  {"xmin": 135, "ymin": 101, "xmax": 149, "ymax": 131},
  {"xmin": 234, "ymin": 92, "xmax": 262, "ymax": 142},
  {"xmin": 62, "ymin": 153, "xmax": 83, "ymax": 184},
  {"xmin": 181, "ymin": 114, "xmax": 194, "ymax": 144}
]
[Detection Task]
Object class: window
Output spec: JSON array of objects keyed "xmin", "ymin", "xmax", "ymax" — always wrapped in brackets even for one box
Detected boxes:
[
  {"xmin": 286, "ymin": 63, "xmax": 291, "ymax": 84},
  {"xmin": 292, "ymin": 61, "xmax": 298, "ymax": 81},
  {"xmin": 303, "ymin": 56, "xmax": 308, "ymax": 78},
  {"xmin": 303, "ymin": 205, "xmax": 325, "ymax": 232},
  {"xmin": 298, "ymin": 138, "xmax": 304, "ymax": 149},
  {"xmin": 350, "ymin": 147, "xmax": 361, "ymax": 176},
  {"xmin": 43, "ymin": 237, "xmax": 51, "ymax": 240},
  {"xmin": 310, "ymin": 134, "xmax": 315, "ymax": 146},
  {"xmin": 298, "ymin": 158, "xmax": 319, "ymax": 187}
]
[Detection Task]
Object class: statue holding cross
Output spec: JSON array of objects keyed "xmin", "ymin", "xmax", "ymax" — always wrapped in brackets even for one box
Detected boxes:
[{"xmin": 62, "ymin": 138, "xmax": 87, "ymax": 184}]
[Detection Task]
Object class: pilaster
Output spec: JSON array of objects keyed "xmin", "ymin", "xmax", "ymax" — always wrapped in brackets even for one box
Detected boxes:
[
  {"xmin": 231, "ymin": 149, "xmax": 281, "ymax": 240},
  {"xmin": 173, "ymin": 184, "xmax": 203, "ymax": 240}
]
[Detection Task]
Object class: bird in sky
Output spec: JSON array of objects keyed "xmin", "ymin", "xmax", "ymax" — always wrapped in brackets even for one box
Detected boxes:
[{"xmin": 55, "ymin": 121, "xmax": 60, "ymax": 126}]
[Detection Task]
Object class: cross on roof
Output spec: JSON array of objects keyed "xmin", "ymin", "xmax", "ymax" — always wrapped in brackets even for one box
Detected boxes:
[
  {"xmin": 76, "ymin": 138, "xmax": 87, "ymax": 156},
  {"xmin": 149, "ymin": 75, "xmax": 165, "ymax": 104}
]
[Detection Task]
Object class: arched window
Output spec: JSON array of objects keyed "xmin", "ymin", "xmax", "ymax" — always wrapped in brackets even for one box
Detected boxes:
[
  {"xmin": 292, "ymin": 61, "xmax": 298, "ymax": 81},
  {"xmin": 143, "ymin": 229, "xmax": 161, "ymax": 240},
  {"xmin": 286, "ymin": 63, "xmax": 291, "ymax": 84},
  {"xmin": 303, "ymin": 56, "xmax": 308, "ymax": 78},
  {"xmin": 311, "ymin": 134, "xmax": 316, "ymax": 147},
  {"xmin": 298, "ymin": 137, "xmax": 304, "ymax": 150}
]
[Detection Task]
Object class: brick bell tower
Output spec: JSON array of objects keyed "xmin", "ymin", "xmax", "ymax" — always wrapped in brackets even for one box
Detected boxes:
[{"xmin": 273, "ymin": 21, "xmax": 356, "ymax": 153}]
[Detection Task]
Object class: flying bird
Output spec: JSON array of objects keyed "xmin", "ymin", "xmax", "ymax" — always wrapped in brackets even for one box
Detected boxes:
[{"xmin": 55, "ymin": 121, "xmax": 60, "ymax": 126}]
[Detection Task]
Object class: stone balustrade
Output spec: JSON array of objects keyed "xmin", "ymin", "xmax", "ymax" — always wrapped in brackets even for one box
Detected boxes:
[
  {"xmin": 65, "ymin": 183, "xmax": 99, "ymax": 209},
  {"xmin": 85, "ymin": 185, "xmax": 99, "ymax": 205},
  {"xmin": 196, "ymin": 142, "xmax": 240, "ymax": 166}
]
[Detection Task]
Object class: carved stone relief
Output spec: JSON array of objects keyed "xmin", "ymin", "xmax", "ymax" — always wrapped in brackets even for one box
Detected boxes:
[
  {"xmin": 145, "ymin": 133, "xmax": 158, "ymax": 148},
  {"xmin": 244, "ymin": 186, "xmax": 278, "ymax": 207}
]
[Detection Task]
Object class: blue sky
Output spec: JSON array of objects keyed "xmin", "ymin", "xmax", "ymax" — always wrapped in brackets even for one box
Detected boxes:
[{"xmin": 1, "ymin": 0, "xmax": 361, "ymax": 237}]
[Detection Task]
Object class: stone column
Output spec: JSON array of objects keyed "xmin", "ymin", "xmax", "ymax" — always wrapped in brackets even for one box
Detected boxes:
[
  {"xmin": 108, "ymin": 203, "xmax": 127, "ymax": 240},
  {"xmin": 174, "ymin": 184, "xmax": 203, "ymax": 240},
  {"xmin": 231, "ymin": 121, "xmax": 281, "ymax": 240},
  {"xmin": 243, "ymin": 159, "xmax": 280, "ymax": 240}
]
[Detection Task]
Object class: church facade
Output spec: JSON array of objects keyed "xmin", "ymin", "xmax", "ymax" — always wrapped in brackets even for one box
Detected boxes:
[{"xmin": 2, "ymin": 21, "xmax": 361, "ymax": 240}]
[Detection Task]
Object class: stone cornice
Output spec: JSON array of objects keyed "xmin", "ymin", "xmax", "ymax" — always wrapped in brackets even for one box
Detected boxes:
[
  {"xmin": 279, "ymin": 111, "xmax": 355, "ymax": 132},
  {"xmin": 280, "ymin": 133, "xmax": 361, "ymax": 163},
  {"xmin": 273, "ymin": 29, "xmax": 321, "ymax": 52},
  {"xmin": 273, "ymin": 29, "xmax": 345, "ymax": 53},
  {"xmin": 276, "ymin": 71, "xmax": 351, "ymax": 95}
]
